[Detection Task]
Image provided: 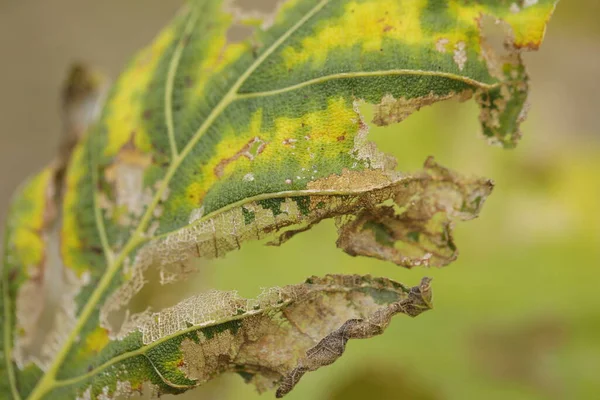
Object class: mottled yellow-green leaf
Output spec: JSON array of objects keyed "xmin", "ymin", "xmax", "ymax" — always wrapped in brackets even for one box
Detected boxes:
[
  {"xmin": 1, "ymin": 1, "xmax": 556, "ymax": 399},
  {"xmin": 1, "ymin": 63, "xmax": 109, "ymax": 399}
]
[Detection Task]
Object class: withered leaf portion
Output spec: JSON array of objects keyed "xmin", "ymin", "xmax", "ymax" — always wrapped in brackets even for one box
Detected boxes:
[
  {"xmin": 275, "ymin": 276, "xmax": 432, "ymax": 397},
  {"xmin": 51, "ymin": 275, "xmax": 431, "ymax": 398},
  {"xmin": 335, "ymin": 157, "xmax": 493, "ymax": 267},
  {"xmin": 0, "ymin": 64, "xmax": 108, "ymax": 398}
]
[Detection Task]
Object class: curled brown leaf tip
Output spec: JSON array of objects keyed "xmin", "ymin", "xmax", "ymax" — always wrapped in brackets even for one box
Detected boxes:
[
  {"xmin": 275, "ymin": 277, "xmax": 433, "ymax": 398},
  {"xmin": 336, "ymin": 158, "xmax": 493, "ymax": 268}
]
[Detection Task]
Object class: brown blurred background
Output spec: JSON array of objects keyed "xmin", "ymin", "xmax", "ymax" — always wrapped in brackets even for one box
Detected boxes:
[{"xmin": 1, "ymin": 1, "xmax": 599, "ymax": 399}]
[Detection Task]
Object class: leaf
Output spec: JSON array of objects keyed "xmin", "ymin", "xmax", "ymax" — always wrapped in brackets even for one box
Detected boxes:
[
  {"xmin": 88, "ymin": 274, "xmax": 431, "ymax": 399},
  {"xmin": 1, "ymin": 1, "xmax": 556, "ymax": 399}
]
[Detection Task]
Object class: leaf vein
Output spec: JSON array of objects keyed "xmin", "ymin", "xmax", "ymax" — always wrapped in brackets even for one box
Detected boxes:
[
  {"xmin": 235, "ymin": 69, "xmax": 499, "ymax": 100},
  {"xmin": 165, "ymin": 6, "xmax": 197, "ymax": 159}
]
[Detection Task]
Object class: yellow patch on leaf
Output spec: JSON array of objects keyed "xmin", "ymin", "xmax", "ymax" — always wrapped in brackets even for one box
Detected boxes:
[
  {"xmin": 10, "ymin": 168, "xmax": 53, "ymax": 275},
  {"xmin": 83, "ymin": 327, "xmax": 110, "ymax": 354},
  {"xmin": 186, "ymin": 182, "xmax": 204, "ymax": 205},
  {"xmin": 282, "ymin": 0, "xmax": 426, "ymax": 69},
  {"xmin": 103, "ymin": 22, "xmax": 177, "ymax": 157},
  {"xmin": 182, "ymin": 97, "xmax": 358, "ymax": 208},
  {"xmin": 504, "ymin": 2, "xmax": 556, "ymax": 49},
  {"xmin": 441, "ymin": 2, "xmax": 484, "ymax": 50},
  {"xmin": 261, "ymin": 97, "xmax": 358, "ymax": 166}
]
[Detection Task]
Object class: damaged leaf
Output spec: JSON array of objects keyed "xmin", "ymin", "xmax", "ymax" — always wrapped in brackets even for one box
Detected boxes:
[
  {"xmin": 1, "ymin": 1, "xmax": 556, "ymax": 399},
  {"xmin": 53, "ymin": 274, "xmax": 431, "ymax": 399}
]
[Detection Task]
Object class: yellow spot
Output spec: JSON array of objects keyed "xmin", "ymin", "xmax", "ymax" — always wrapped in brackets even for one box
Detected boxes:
[
  {"xmin": 186, "ymin": 182, "xmax": 204, "ymax": 205},
  {"xmin": 83, "ymin": 327, "xmax": 110, "ymax": 354},
  {"xmin": 451, "ymin": 2, "xmax": 484, "ymax": 26},
  {"xmin": 503, "ymin": 3, "xmax": 555, "ymax": 49},
  {"xmin": 184, "ymin": 98, "xmax": 358, "ymax": 206},
  {"xmin": 275, "ymin": 116, "xmax": 303, "ymax": 138},
  {"xmin": 9, "ymin": 168, "xmax": 53, "ymax": 275},
  {"xmin": 433, "ymin": 2, "xmax": 483, "ymax": 52},
  {"xmin": 12, "ymin": 230, "xmax": 44, "ymax": 272},
  {"xmin": 103, "ymin": 23, "xmax": 177, "ymax": 157},
  {"xmin": 282, "ymin": 0, "xmax": 426, "ymax": 69}
]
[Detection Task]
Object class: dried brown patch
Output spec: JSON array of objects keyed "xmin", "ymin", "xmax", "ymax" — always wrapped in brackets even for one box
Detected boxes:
[
  {"xmin": 103, "ymin": 134, "xmax": 153, "ymax": 225},
  {"xmin": 372, "ymin": 92, "xmax": 458, "ymax": 127},
  {"xmin": 306, "ymin": 168, "xmax": 394, "ymax": 192},
  {"xmin": 336, "ymin": 158, "xmax": 493, "ymax": 267},
  {"xmin": 145, "ymin": 275, "xmax": 432, "ymax": 397}
]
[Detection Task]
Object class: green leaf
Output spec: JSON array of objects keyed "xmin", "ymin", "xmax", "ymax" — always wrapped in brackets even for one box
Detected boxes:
[{"xmin": 1, "ymin": 0, "xmax": 556, "ymax": 398}]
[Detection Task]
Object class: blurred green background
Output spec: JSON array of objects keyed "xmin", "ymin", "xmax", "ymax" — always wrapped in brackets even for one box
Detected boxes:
[{"xmin": 1, "ymin": 1, "xmax": 599, "ymax": 399}]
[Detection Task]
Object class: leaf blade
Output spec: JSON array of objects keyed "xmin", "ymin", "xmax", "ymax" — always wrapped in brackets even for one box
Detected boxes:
[{"xmin": 1, "ymin": 1, "xmax": 558, "ymax": 398}]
